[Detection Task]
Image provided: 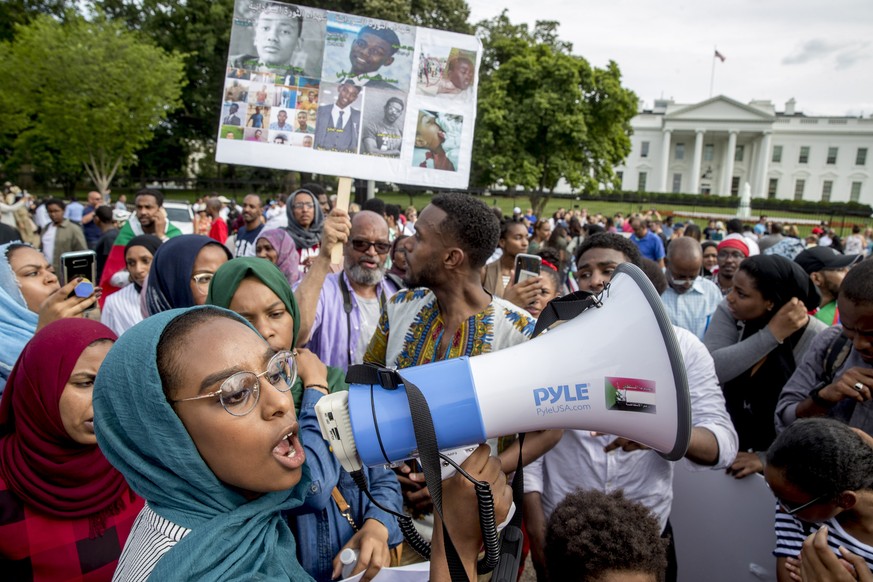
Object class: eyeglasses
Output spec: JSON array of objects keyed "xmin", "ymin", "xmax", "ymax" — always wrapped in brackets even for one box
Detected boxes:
[
  {"xmin": 764, "ymin": 481, "xmax": 829, "ymax": 515},
  {"xmin": 292, "ymin": 202, "xmax": 314, "ymax": 210},
  {"xmin": 191, "ymin": 273, "xmax": 214, "ymax": 294},
  {"xmin": 350, "ymin": 239, "xmax": 391, "ymax": 254},
  {"xmin": 717, "ymin": 250, "xmax": 746, "ymax": 260},
  {"xmin": 667, "ymin": 272, "xmax": 696, "ymax": 288},
  {"xmin": 779, "ymin": 493, "xmax": 829, "ymax": 515},
  {"xmin": 171, "ymin": 350, "xmax": 297, "ymax": 416}
]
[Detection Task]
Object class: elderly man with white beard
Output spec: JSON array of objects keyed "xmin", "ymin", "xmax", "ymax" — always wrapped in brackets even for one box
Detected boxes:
[{"xmin": 294, "ymin": 209, "xmax": 399, "ymax": 371}]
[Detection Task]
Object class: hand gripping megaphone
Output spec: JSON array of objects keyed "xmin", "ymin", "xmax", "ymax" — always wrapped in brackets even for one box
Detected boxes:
[{"xmin": 316, "ymin": 263, "xmax": 692, "ymax": 473}]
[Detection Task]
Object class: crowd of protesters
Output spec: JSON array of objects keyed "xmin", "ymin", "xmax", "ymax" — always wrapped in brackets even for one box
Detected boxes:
[{"xmin": 1, "ymin": 181, "xmax": 873, "ymax": 582}]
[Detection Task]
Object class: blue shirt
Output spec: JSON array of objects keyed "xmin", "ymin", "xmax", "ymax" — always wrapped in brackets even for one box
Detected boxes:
[
  {"xmin": 64, "ymin": 201, "xmax": 84, "ymax": 223},
  {"xmin": 291, "ymin": 389, "xmax": 402, "ymax": 581},
  {"xmin": 630, "ymin": 231, "xmax": 665, "ymax": 262},
  {"xmin": 661, "ymin": 277, "xmax": 723, "ymax": 340}
]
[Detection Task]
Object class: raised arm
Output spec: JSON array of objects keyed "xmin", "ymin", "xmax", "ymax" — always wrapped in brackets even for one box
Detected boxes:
[{"xmin": 293, "ymin": 209, "xmax": 350, "ymax": 347}]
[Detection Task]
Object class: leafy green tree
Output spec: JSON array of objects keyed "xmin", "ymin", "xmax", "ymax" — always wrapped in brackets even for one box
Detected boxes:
[
  {"xmin": 473, "ymin": 13, "xmax": 637, "ymax": 217},
  {"xmin": 95, "ymin": 0, "xmax": 235, "ymax": 182},
  {"xmin": 0, "ymin": 0, "xmax": 75, "ymax": 42},
  {"xmin": 0, "ymin": 14, "xmax": 185, "ymax": 194}
]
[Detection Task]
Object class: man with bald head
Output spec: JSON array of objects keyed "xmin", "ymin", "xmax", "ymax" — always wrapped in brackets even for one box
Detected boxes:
[
  {"xmin": 294, "ymin": 209, "xmax": 399, "ymax": 371},
  {"xmin": 661, "ymin": 237, "xmax": 724, "ymax": 340}
]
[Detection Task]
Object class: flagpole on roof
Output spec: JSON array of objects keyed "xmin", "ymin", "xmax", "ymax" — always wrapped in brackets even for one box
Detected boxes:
[
  {"xmin": 710, "ymin": 46, "xmax": 717, "ymax": 98},
  {"xmin": 710, "ymin": 47, "xmax": 725, "ymax": 98}
]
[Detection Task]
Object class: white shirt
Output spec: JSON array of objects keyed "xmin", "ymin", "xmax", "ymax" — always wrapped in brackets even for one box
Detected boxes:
[
  {"xmin": 34, "ymin": 204, "xmax": 50, "ymax": 229},
  {"xmin": 264, "ymin": 205, "xmax": 287, "ymax": 229},
  {"xmin": 42, "ymin": 223, "xmax": 57, "ymax": 264},
  {"xmin": 330, "ymin": 104, "xmax": 353, "ymax": 128},
  {"xmin": 524, "ymin": 326, "xmax": 738, "ymax": 531},
  {"xmin": 101, "ymin": 283, "xmax": 144, "ymax": 336}
]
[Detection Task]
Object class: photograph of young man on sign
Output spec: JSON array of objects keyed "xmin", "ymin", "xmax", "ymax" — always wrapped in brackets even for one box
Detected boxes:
[
  {"xmin": 228, "ymin": 0, "xmax": 325, "ymax": 79},
  {"xmin": 320, "ymin": 14, "xmax": 415, "ymax": 92},
  {"xmin": 313, "ymin": 81, "xmax": 363, "ymax": 154}
]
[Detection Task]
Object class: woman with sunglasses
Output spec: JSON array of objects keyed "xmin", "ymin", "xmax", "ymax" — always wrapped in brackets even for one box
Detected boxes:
[
  {"xmin": 207, "ymin": 257, "xmax": 403, "ymax": 581},
  {"xmin": 704, "ymin": 254, "xmax": 826, "ymax": 479},
  {"xmin": 767, "ymin": 418, "xmax": 873, "ymax": 582},
  {"xmin": 94, "ymin": 305, "xmax": 510, "ymax": 580},
  {"xmin": 143, "ymin": 234, "xmax": 231, "ymax": 315},
  {"xmin": 0, "ymin": 319, "xmax": 143, "ymax": 580}
]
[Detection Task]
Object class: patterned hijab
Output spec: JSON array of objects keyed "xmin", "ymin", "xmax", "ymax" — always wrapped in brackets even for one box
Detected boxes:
[
  {"xmin": 254, "ymin": 228, "xmax": 300, "ymax": 286},
  {"xmin": 0, "ymin": 319, "xmax": 130, "ymax": 530},
  {"xmin": 93, "ymin": 306, "xmax": 312, "ymax": 581}
]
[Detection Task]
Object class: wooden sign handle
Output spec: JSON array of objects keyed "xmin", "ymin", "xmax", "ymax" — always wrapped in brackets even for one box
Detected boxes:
[{"xmin": 331, "ymin": 177, "xmax": 352, "ymax": 265}]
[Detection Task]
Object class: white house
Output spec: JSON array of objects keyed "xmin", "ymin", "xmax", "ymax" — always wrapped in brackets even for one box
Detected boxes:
[{"xmin": 611, "ymin": 95, "xmax": 873, "ymax": 205}]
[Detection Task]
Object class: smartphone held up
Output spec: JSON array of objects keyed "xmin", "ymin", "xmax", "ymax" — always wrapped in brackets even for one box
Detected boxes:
[
  {"xmin": 60, "ymin": 250, "xmax": 97, "ymax": 308},
  {"xmin": 513, "ymin": 253, "xmax": 542, "ymax": 285}
]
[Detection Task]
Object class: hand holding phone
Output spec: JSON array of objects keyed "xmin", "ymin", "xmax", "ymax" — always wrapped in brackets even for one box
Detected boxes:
[
  {"xmin": 60, "ymin": 250, "xmax": 97, "ymax": 310},
  {"xmin": 513, "ymin": 253, "xmax": 542, "ymax": 284}
]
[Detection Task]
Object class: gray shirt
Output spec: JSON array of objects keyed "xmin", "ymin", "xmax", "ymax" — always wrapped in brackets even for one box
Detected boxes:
[
  {"xmin": 703, "ymin": 301, "xmax": 827, "ymax": 384},
  {"xmin": 775, "ymin": 325, "xmax": 873, "ymax": 432}
]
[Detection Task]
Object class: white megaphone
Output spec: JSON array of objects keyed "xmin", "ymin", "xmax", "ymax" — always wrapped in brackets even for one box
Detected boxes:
[{"xmin": 316, "ymin": 263, "xmax": 691, "ymax": 473}]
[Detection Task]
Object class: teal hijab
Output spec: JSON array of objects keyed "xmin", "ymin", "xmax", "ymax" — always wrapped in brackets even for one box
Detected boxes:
[
  {"xmin": 207, "ymin": 257, "xmax": 347, "ymax": 411},
  {"xmin": 93, "ymin": 306, "xmax": 313, "ymax": 581}
]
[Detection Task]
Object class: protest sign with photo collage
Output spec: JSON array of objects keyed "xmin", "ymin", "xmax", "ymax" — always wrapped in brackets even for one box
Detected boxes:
[{"xmin": 216, "ymin": 0, "xmax": 481, "ymax": 188}]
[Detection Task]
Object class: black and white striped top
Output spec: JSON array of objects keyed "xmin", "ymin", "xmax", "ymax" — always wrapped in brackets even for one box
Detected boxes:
[
  {"xmin": 113, "ymin": 503, "xmax": 190, "ymax": 582},
  {"xmin": 773, "ymin": 504, "xmax": 873, "ymax": 568}
]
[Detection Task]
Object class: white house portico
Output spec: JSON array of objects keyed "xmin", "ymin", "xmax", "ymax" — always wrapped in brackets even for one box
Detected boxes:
[{"xmin": 613, "ymin": 95, "xmax": 873, "ymax": 205}]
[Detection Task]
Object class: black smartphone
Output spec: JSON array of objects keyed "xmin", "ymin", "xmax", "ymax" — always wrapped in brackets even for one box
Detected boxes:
[
  {"xmin": 60, "ymin": 250, "xmax": 97, "ymax": 307},
  {"xmin": 513, "ymin": 253, "xmax": 542, "ymax": 284}
]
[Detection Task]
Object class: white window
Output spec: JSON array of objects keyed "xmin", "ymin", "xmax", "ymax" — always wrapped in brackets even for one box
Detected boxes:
[
  {"xmin": 772, "ymin": 145, "xmax": 783, "ymax": 163},
  {"xmin": 672, "ymin": 173, "xmax": 682, "ymax": 193},
  {"xmin": 799, "ymin": 146, "xmax": 810, "ymax": 164},
  {"xmin": 638, "ymin": 171, "xmax": 648, "ymax": 191},
  {"xmin": 641, "ymin": 142, "xmax": 650, "ymax": 158},
  {"xmin": 850, "ymin": 181, "xmax": 862, "ymax": 202},
  {"xmin": 675, "ymin": 143, "xmax": 685, "ymax": 160},
  {"xmin": 821, "ymin": 180, "xmax": 833, "ymax": 202},
  {"xmin": 827, "ymin": 147, "xmax": 838, "ymax": 165},
  {"xmin": 768, "ymin": 178, "xmax": 778, "ymax": 199},
  {"xmin": 794, "ymin": 179, "xmax": 805, "ymax": 201}
]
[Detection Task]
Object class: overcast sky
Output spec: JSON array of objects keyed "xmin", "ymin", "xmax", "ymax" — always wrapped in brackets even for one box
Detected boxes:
[{"xmin": 467, "ymin": 0, "xmax": 873, "ymax": 117}]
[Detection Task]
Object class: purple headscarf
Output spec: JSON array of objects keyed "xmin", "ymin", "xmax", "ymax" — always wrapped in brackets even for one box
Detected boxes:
[{"xmin": 254, "ymin": 228, "xmax": 299, "ymax": 286}]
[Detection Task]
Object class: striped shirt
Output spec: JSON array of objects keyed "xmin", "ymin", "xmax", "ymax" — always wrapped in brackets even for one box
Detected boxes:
[
  {"xmin": 773, "ymin": 505, "xmax": 873, "ymax": 569},
  {"xmin": 101, "ymin": 283, "xmax": 144, "ymax": 336},
  {"xmin": 113, "ymin": 504, "xmax": 189, "ymax": 582}
]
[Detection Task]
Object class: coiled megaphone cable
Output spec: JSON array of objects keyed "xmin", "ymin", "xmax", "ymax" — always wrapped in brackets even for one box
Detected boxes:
[{"xmin": 343, "ymin": 363, "xmax": 502, "ymax": 579}]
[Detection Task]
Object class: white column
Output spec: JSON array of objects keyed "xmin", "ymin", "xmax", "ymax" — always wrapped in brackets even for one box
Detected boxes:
[
  {"xmin": 658, "ymin": 129, "xmax": 672, "ymax": 192},
  {"xmin": 721, "ymin": 130, "xmax": 738, "ymax": 195},
  {"xmin": 755, "ymin": 132, "xmax": 772, "ymax": 198},
  {"xmin": 690, "ymin": 129, "xmax": 705, "ymax": 194},
  {"xmin": 746, "ymin": 139, "xmax": 758, "ymax": 196}
]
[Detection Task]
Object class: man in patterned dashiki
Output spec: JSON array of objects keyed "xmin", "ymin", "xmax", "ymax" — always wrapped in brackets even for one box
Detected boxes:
[{"xmin": 363, "ymin": 192, "xmax": 562, "ymax": 546}]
